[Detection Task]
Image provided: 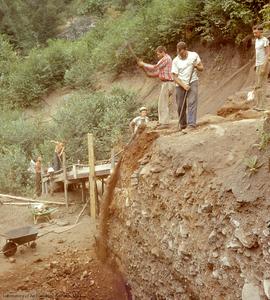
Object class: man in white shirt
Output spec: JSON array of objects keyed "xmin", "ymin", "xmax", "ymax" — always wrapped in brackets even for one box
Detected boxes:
[
  {"xmin": 171, "ymin": 42, "xmax": 203, "ymax": 131},
  {"xmin": 253, "ymin": 25, "xmax": 270, "ymax": 111},
  {"xmin": 129, "ymin": 106, "xmax": 149, "ymax": 133}
]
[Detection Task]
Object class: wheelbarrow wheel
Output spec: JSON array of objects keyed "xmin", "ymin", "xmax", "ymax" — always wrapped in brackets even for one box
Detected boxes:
[{"xmin": 2, "ymin": 241, "xmax": 17, "ymax": 257}]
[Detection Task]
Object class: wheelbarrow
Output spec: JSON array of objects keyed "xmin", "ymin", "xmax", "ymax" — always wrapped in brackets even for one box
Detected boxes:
[
  {"xmin": 0, "ymin": 226, "xmax": 38, "ymax": 257},
  {"xmin": 30, "ymin": 203, "xmax": 57, "ymax": 224}
]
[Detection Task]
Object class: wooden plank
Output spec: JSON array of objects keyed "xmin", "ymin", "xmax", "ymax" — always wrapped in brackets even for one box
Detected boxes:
[
  {"xmin": 62, "ymin": 151, "xmax": 69, "ymax": 208},
  {"xmin": 111, "ymin": 148, "xmax": 115, "ymax": 172},
  {"xmin": 88, "ymin": 133, "xmax": 96, "ymax": 218},
  {"xmin": 82, "ymin": 180, "xmax": 86, "ymax": 203},
  {"xmin": 75, "ymin": 202, "xmax": 88, "ymax": 224},
  {"xmin": 0, "ymin": 193, "xmax": 66, "ymax": 205},
  {"xmin": 72, "ymin": 165, "xmax": 77, "ymax": 179}
]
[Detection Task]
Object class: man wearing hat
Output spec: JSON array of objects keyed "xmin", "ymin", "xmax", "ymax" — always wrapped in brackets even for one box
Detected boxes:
[{"xmin": 129, "ymin": 106, "xmax": 149, "ymax": 133}]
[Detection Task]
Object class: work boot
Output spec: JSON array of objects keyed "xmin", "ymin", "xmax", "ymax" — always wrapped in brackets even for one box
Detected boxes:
[{"xmin": 182, "ymin": 125, "xmax": 196, "ymax": 134}]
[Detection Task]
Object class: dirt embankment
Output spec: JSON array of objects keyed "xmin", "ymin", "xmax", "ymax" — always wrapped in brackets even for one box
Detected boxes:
[
  {"xmin": 105, "ymin": 108, "xmax": 270, "ymax": 298},
  {"xmin": 102, "ymin": 44, "xmax": 255, "ymax": 117},
  {"xmin": 37, "ymin": 44, "xmax": 255, "ymax": 126}
]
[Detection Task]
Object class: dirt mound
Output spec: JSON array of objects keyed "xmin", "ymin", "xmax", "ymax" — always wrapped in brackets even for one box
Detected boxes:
[
  {"xmin": 105, "ymin": 116, "xmax": 270, "ymax": 299},
  {"xmin": 0, "ymin": 249, "xmax": 128, "ymax": 300}
]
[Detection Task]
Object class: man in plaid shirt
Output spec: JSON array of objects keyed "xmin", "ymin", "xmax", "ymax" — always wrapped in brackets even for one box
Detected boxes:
[{"xmin": 138, "ymin": 46, "xmax": 175, "ymax": 127}]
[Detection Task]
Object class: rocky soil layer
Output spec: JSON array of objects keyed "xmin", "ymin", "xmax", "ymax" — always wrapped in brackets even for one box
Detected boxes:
[{"xmin": 106, "ymin": 116, "xmax": 270, "ymax": 299}]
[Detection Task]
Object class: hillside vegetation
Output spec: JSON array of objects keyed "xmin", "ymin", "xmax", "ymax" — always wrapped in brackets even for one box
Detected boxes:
[{"xmin": 0, "ymin": 0, "xmax": 269, "ymax": 194}]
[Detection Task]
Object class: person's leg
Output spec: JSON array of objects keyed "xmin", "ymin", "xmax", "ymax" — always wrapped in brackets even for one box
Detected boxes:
[
  {"xmin": 35, "ymin": 173, "xmax": 42, "ymax": 197},
  {"xmin": 255, "ymin": 64, "xmax": 268, "ymax": 109},
  {"xmin": 168, "ymin": 82, "xmax": 178, "ymax": 120},
  {"xmin": 175, "ymin": 86, "xmax": 187, "ymax": 128},
  {"xmin": 187, "ymin": 80, "xmax": 199, "ymax": 127},
  {"xmin": 261, "ymin": 62, "xmax": 269, "ymax": 109},
  {"xmin": 158, "ymin": 83, "xmax": 169, "ymax": 124}
]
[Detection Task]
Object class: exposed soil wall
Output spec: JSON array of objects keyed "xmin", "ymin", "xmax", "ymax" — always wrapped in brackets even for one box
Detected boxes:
[{"xmin": 105, "ymin": 116, "xmax": 270, "ymax": 299}]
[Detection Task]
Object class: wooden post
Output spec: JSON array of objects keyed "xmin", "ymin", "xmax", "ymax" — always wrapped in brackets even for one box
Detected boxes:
[
  {"xmin": 88, "ymin": 133, "xmax": 96, "ymax": 218},
  {"xmin": 111, "ymin": 148, "xmax": 115, "ymax": 172},
  {"xmin": 81, "ymin": 180, "xmax": 86, "ymax": 203},
  {"xmin": 62, "ymin": 151, "xmax": 68, "ymax": 208}
]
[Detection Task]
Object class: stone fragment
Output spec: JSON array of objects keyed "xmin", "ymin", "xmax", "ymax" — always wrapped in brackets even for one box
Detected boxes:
[
  {"xmin": 179, "ymin": 223, "xmax": 189, "ymax": 238},
  {"xmin": 50, "ymin": 261, "xmax": 59, "ymax": 268},
  {"xmin": 89, "ymin": 280, "xmax": 95, "ymax": 286},
  {"xmin": 80, "ymin": 270, "xmax": 88, "ymax": 280},
  {"xmin": 230, "ymin": 218, "xmax": 240, "ymax": 228},
  {"xmin": 199, "ymin": 203, "xmax": 213, "ymax": 213},
  {"xmin": 241, "ymin": 282, "xmax": 260, "ymax": 300},
  {"xmin": 263, "ymin": 229, "xmax": 270, "ymax": 237},
  {"xmin": 56, "ymin": 220, "xmax": 70, "ymax": 226},
  {"xmin": 226, "ymin": 239, "xmax": 241, "ymax": 250},
  {"xmin": 212, "ymin": 251, "xmax": 219, "ymax": 258},
  {"xmin": 263, "ymin": 279, "xmax": 270, "ymax": 299},
  {"xmin": 208, "ymin": 230, "xmax": 218, "ymax": 244},
  {"xmin": 212, "ymin": 270, "xmax": 222, "ymax": 279},
  {"xmin": 9, "ymin": 257, "xmax": 16, "ymax": 263},
  {"xmin": 174, "ymin": 167, "xmax": 185, "ymax": 177},
  {"xmin": 234, "ymin": 228, "xmax": 258, "ymax": 248},
  {"xmin": 150, "ymin": 166, "xmax": 162, "ymax": 173},
  {"xmin": 184, "ymin": 192, "xmax": 192, "ymax": 200},
  {"xmin": 220, "ymin": 256, "xmax": 231, "ymax": 267}
]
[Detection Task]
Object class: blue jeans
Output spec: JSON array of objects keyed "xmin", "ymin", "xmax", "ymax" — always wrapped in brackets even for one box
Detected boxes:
[{"xmin": 176, "ymin": 80, "xmax": 198, "ymax": 127}]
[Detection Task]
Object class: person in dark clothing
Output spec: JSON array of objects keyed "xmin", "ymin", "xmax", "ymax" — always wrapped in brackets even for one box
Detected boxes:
[
  {"xmin": 50, "ymin": 140, "xmax": 65, "ymax": 171},
  {"xmin": 35, "ymin": 156, "xmax": 42, "ymax": 197}
]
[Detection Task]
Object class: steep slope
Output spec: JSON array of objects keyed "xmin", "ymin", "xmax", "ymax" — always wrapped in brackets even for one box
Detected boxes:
[
  {"xmin": 104, "ymin": 111, "xmax": 270, "ymax": 299},
  {"xmin": 105, "ymin": 45, "xmax": 255, "ymax": 117}
]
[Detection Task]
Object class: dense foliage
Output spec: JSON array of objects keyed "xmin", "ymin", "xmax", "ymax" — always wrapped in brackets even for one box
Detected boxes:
[
  {"xmin": 0, "ymin": 0, "xmax": 269, "ymax": 109},
  {"xmin": 0, "ymin": 0, "xmax": 269, "ymax": 195},
  {"xmin": 0, "ymin": 89, "xmax": 136, "ymax": 194}
]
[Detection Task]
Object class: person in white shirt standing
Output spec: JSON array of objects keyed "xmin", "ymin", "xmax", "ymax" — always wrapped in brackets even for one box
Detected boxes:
[
  {"xmin": 253, "ymin": 25, "xmax": 270, "ymax": 111},
  {"xmin": 171, "ymin": 42, "xmax": 203, "ymax": 132}
]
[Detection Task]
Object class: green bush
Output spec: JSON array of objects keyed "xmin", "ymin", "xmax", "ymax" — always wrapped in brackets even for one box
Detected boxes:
[
  {"xmin": 6, "ymin": 40, "xmax": 76, "ymax": 107},
  {"xmin": 198, "ymin": 0, "xmax": 268, "ymax": 44},
  {"xmin": 89, "ymin": 0, "xmax": 188, "ymax": 73},
  {"xmin": 0, "ymin": 109, "xmax": 50, "ymax": 194},
  {"xmin": 0, "ymin": 145, "xmax": 32, "ymax": 195},
  {"xmin": 52, "ymin": 88, "xmax": 137, "ymax": 161}
]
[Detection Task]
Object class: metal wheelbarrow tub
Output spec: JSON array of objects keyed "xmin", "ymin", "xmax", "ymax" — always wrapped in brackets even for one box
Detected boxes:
[{"xmin": 1, "ymin": 226, "xmax": 38, "ymax": 257}]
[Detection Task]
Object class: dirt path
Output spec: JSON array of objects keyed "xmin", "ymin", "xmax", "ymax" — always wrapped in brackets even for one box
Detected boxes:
[{"xmin": 0, "ymin": 201, "xmax": 128, "ymax": 299}]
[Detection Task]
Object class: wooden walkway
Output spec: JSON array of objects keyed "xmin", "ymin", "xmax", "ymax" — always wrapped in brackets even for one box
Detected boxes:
[
  {"xmin": 42, "ymin": 162, "xmax": 112, "ymax": 184},
  {"xmin": 41, "ymin": 134, "xmax": 117, "ymax": 217}
]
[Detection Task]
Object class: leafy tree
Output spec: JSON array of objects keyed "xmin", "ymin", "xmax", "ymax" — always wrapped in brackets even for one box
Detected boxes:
[
  {"xmin": 198, "ymin": 0, "xmax": 268, "ymax": 44},
  {"xmin": 0, "ymin": 0, "xmax": 68, "ymax": 50},
  {"xmin": 52, "ymin": 88, "xmax": 137, "ymax": 161}
]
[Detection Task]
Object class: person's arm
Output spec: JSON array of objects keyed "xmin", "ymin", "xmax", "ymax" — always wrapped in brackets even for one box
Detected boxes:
[
  {"xmin": 138, "ymin": 56, "xmax": 168, "ymax": 71},
  {"xmin": 172, "ymin": 73, "xmax": 190, "ymax": 91},
  {"xmin": 58, "ymin": 146, "xmax": 65, "ymax": 158},
  {"xmin": 194, "ymin": 61, "xmax": 204, "ymax": 71},
  {"xmin": 265, "ymin": 44, "xmax": 270, "ymax": 61},
  {"xmin": 263, "ymin": 39, "xmax": 270, "ymax": 71},
  {"xmin": 193, "ymin": 54, "xmax": 204, "ymax": 72},
  {"xmin": 129, "ymin": 119, "xmax": 135, "ymax": 132}
]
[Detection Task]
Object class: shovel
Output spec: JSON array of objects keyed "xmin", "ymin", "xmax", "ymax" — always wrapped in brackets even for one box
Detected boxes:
[
  {"xmin": 117, "ymin": 41, "xmax": 147, "ymax": 74},
  {"xmin": 178, "ymin": 63, "xmax": 196, "ymax": 129}
]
